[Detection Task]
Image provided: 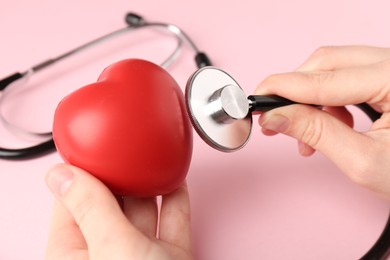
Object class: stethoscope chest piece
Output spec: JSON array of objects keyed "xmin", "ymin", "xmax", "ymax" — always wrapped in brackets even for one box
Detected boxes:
[{"xmin": 185, "ymin": 67, "xmax": 252, "ymax": 152}]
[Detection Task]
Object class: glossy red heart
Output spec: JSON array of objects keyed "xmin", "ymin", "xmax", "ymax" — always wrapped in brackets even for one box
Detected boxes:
[{"xmin": 53, "ymin": 59, "xmax": 193, "ymax": 197}]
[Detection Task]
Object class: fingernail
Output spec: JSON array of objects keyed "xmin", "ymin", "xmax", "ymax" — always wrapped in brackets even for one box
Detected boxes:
[
  {"xmin": 260, "ymin": 114, "xmax": 290, "ymax": 133},
  {"xmin": 46, "ymin": 166, "xmax": 74, "ymax": 197}
]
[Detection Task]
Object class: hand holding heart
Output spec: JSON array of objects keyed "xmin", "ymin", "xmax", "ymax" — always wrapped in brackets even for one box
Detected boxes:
[{"xmin": 52, "ymin": 59, "xmax": 193, "ymax": 197}]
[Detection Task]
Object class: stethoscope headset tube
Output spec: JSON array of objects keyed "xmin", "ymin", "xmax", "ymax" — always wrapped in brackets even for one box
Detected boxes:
[{"xmin": 0, "ymin": 12, "xmax": 211, "ymax": 159}]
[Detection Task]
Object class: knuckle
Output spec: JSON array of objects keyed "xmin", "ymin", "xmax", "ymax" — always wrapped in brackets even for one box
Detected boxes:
[
  {"xmin": 301, "ymin": 46, "xmax": 341, "ymax": 71},
  {"xmin": 373, "ymin": 59, "xmax": 390, "ymax": 108},
  {"xmin": 300, "ymin": 116, "xmax": 324, "ymax": 148},
  {"xmin": 257, "ymin": 73, "xmax": 285, "ymax": 95},
  {"xmin": 305, "ymin": 72, "xmax": 334, "ymax": 103},
  {"xmin": 261, "ymin": 73, "xmax": 281, "ymax": 86},
  {"xmin": 379, "ymin": 58, "xmax": 390, "ymax": 70},
  {"xmin": 310, "ymin": 46, "xmax": 337, "ymax": 62},
  {"xmin": 376, "ymin": 59, "xmax": 390, "ymax": 80},
  {"xmin": 347, "ymin": 143, "xmax": 387, "ymax": 189},
  {"xmin": 347, "ymin": 159, "xmax": 374, "ymax": 188},
  {"xmin": 70, "ymin": 192, "xmax": 96, "ymax": 227},
  {"xmin": 377, "ymin": 58, "xmax": 390, "ymax": 74},
  {"xmin": 308, "ymin": 71, "xmax": 333, "ymax": 88}
]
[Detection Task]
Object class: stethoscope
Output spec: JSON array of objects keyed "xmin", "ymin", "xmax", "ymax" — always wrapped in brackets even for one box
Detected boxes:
[
  {"xmin": 0, "ymin": 12, "xmax": 389, "ymax": 259},
  {"xmin": 0, "ymin": 12, "xmax": 211, "ymax": 159},
  {"xmin": 185, "ymin": 66, "xmax": 382, "ymax": 152}
]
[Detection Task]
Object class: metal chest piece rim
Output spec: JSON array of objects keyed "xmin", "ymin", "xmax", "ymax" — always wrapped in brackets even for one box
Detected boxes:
[{"xmin": 185, "ymin": 66, "xmax": 252, "ymax": 152}]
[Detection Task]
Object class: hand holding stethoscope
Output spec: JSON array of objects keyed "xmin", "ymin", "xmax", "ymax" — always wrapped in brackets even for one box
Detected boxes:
[{"xmin": 254, "ymin": 45, "xmax": 390, "ymax": 194}]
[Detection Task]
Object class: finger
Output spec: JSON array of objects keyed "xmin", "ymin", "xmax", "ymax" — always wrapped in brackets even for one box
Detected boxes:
[
  {"xmin": 45, "ymin": 164, "xmax": 148, "ymax": 254},
  {"xmin": 159, "ymin": 182, "xmax": 192, "ymax": 253},
  {"xmin": 372, "ymin": 112, "xmax": 390, "ymax": 130},
  {"xmin": 261, "ymin": 127, "xmax": 279, "ymax": 136},
  {"xmin": 255, "ymin": 61, "xmax": 390, "ymax": 109},
  {"xmin": 46, "ymin": 200, "xmax": 87, "ymax": 260},
  {"xmin": 297, "ymin": 141, "xmax": 316, "ymax": 156},
  {"xmin": 323, "ymin": 106, "xmax": 354, "ymax": 128},
  {"xmin": 295, "ymin": 106, "xmax": 353, "ymax": 157},
  {"xmin": 297, "ymin": 45, "xmax": 390, "ymax": 71},
  {"xmin": 122, "ymin": 196, "xmax": 158, "ymax": 238},
  {"xmin": 115, "ymin": 195, "xmax": 124, "ymax": 209},
  {"xmin": 258, "ymin": 105, "xmax": 376, "ymax": 184},
  {"xmin": 281, "ymin": 107, "xmax": 353, "ymax": 157}
]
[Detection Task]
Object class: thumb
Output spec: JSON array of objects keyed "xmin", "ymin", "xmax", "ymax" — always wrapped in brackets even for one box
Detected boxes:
[
  {"xmin": 45, "ymin": 164, "xmax": 145, "ymax": 254},
  {"xmin": 258, "ymin": 105, "xmax": 376, "ymax": 184}
]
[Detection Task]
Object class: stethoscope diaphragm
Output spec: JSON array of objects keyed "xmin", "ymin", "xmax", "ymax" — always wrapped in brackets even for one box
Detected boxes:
[{"xmin": 185, "ymin": 67, "xmax": 252, "ymax": 152}]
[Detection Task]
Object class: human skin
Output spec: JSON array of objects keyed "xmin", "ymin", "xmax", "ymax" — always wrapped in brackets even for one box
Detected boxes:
[
  {"xmin": 255, "ymin": 45, "xmax": 390, "ymax": 199},
  {"xmin": 45, "ymin": 164, "xmax": 193, "ymax": 260},
  {"xmin": 44, "ymin": 45, "xmax": 390, "ymax": 260}
]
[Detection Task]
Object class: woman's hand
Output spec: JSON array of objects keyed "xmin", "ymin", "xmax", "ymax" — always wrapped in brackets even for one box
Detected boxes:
[
  {"xmin": 45, "ymin": 164, "xmax": 192, "ymax": 260},
  {"xmin": 255, "ymin": 45, "xmax": 390, "ymax": 198}
]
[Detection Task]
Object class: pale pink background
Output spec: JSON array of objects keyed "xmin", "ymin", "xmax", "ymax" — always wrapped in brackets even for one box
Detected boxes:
[{"xmin": 1, "ymin": 0, "xmax": 390, "ymax": 259}]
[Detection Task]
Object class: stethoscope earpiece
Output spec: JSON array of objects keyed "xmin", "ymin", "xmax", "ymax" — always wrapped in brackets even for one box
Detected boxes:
[
  {"xmin": 125, "ymin": 13, "xmax": 145, "ymax": 27},
  {"xmin": 0, "ymin": 12, "xmax": 210, "ymax": 159}
]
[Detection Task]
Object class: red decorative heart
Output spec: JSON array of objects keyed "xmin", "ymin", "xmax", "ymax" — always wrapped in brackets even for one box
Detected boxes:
[{"xmin": 53, "ymin": 59, "xmax": 193, "ymax": 197}]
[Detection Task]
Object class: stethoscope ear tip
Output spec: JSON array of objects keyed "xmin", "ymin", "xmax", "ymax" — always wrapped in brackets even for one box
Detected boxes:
[
  {"xmin": 185, "ymin": 67, "xmax": 252, "ymax": 152},
  {"xmin": 195, "ymin": 52, "xmax": 212, "ymax": 68},
  {"xmin": 125, "ymin": 13, "xmax": 145, "ymax": 26}
]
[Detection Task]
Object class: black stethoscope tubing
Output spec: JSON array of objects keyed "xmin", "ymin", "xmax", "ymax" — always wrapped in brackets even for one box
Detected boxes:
[
  {"xmin": 0, "ymin": 13, "xmax": 210, "ymax": 159},
  {"xmin": 351, "ymin": 104, "xmax": 389, "ymax": 260}
]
